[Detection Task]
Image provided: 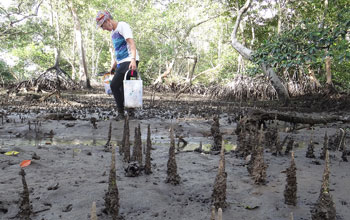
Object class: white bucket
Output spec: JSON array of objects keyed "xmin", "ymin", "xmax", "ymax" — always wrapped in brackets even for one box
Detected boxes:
[
  {"xmin": 102, "ymin": 73, "xmax": 113, "ymax": 95},
  {"xmin": 123, "ymin": 70, "xmax": 143, "ymax": 108}
]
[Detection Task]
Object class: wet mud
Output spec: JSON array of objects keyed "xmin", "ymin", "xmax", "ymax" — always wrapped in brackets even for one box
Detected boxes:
[{"xmin": 0, "ymin": 87, "xmax": 350, "ymax": 220}]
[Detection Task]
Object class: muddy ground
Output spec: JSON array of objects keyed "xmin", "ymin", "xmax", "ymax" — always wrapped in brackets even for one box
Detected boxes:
[{"xmin": 0, "ymin": 87, "xmax": 349, "ymax": 220}]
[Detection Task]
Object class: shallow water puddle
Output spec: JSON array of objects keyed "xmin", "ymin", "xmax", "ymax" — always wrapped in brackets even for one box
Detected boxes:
[
  {"xmin": 1, "ymin": 137, "xmax": 108, "ymax": 148},
  {"xmin": 1, "ymin": 135, "xmax": 237, "ymax": 154},
  {"xmin": 183, "ymin": 142, "xmax": 237, "ymax": 152}
]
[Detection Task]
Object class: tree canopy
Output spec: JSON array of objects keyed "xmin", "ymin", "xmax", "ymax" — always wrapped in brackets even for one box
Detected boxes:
[{"xmin": 0, "ymin": 0, "xmax": 349, "ymax": 91}]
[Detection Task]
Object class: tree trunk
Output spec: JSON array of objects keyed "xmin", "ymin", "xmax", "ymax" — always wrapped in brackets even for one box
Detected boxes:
[
  {"xmin": 53, "ymin": 2, "xmax": 61, "ymax": 91},
  {"xmin": 324, "ymin": 55, "xmax": 336, "ymax": 93},
  {"xmin": 67, "ymin": 0, "xmax": 91, "ymax": 89},
  {"xmin": 175, "ymin": 56, "xmax": 198, "ymax": 98},
  {"xmin": 49, "ymin": 0, "xmax": 60, "ymax": 68},
  {"xmin": 91, "ymin": 27, "xmax": 95, "ymax": 76},
  {"xmin": 237, "ymin": 55, "xmax": 244, "ymax": 74},
  {"xmin": 250, "ymin": 21, "xmax": 255, "ymax": 47},
  {"xmin": 277, "ymin": 0, "xmax": 289, "ymax": 34},
  {"xmin": 153, "ymin": 59, "xmax": 175, "ymax": 85},
  {"xmin": 189, "ymin": 56, "xmax": 197, "ymax": 84},
  {"xmin": 321, "ymin": 0, "xmax": 333, "ymax": 87},
  {"xmin": 218, "ymin": 25, "xmax": 223, "ymax": 61},
  {"xmin": 325, "ymin": 56, "xmax": 332, "ymax": 85},
  {"xmin": 230, "ymin": 0, "xmax": 290, "ymax": 104},
  {"xmin": 277, "ymin": 0, "xmax": 283, "ymax": 34},
  {"xmin": 94, "ymin": 48, "xmax": 102, "ymax": 75},
  {"xmin": 260, "ymin": 64, "xmax": 290, "ymax": 103},
  {"xmin": 71, "ymin": 31, "xmax": 76, "ymax": 80},
  {"xmin": 50, "ymin": 0, "xmax": 61, "ymax": 92},
  {"xmin": 308, "ymin": 66, "xmax": 321, "ymax": 88}
]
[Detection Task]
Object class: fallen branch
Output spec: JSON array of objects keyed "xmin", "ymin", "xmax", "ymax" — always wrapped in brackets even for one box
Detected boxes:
[
  {"xmin": 38, "ymin": 113, "xmax": 76, "ymax": 121},
  {"xmin": 246, "ymin": 109, "xmax": 349, "ymax": 125},
  {"xmin": 39, "ymin": 90, "xmax": 60, "ymax": 102}
]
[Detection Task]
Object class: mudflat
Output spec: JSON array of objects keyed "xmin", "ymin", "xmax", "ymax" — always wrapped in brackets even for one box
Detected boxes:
[{"xmin": 1, "ymin": 88, "xmax": 349, "ymax": 220}]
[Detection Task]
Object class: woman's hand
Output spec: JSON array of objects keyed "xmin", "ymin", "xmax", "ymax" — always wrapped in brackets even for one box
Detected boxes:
[
  {"xmin": 109, "ymin": 67, "xmax": 115, "ymax": 74},
  {"xmin": 129, "ymin": 59, "xmax": 137, "ymax": 70},
  {"xmin": 110, "ymin": 61, "xmax": 117, "ymax": 74}
]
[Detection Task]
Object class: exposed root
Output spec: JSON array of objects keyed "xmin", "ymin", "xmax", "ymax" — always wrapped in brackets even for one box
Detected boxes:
[
  {"xmin": 284, "ymin": 151, "xmax": 297, "ymax": 206},
  {"xmin": 123, "ymin": 115, "xmax": 131, "ymax": 163},
  {"xmin": 311, "ymin": 150, "xmax": 336, "ymax": 220},
  {"xmin": 7, "ymin": 67, "xmax": 78, "ymax": 94},
  {"xmin": 166, "ymin": 126, "xmax": 181, "ymax": 185},
  {"xmin": 104, "ymin": 147, "xmax": 120, "ymax": 219},
  {"xmin": 211, "ymin": 142, "xmax": 227, "ymax": 209},
  {"xmin": 144, "ymin": 124, "xmax": 152, "ymax": 175},
  {"xmin": 131, "ymin": 124, "xmax": 143, "ymax": 165},
  {"xmin": 18, "ymin": 169, "xmax": 32, "ymax": 220},
  {"xmin": 211, "ymin": 115, "xmax": 222, "ymax": 151},
  {"xmin": 251, "ymin": 128, "xmax": 268, "ymax": 185},
  {"xmin": 104, "ymin": 122, "xmax": 112, "ymax": 151},
  {"xmin": 90, "ymin": 201, "xmax": 97, "ymax": 220}
]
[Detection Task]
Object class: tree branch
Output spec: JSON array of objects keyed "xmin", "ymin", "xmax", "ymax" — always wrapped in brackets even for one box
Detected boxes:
[
  {"xmin": 231, "ymin": 0, "xmax": 252, "ymax": 40},
  {"xmin": 230, "ymin": 0, "xmax": 253, "ymax": 60},
  {"xmin": 192, "ymin": 65, "xmax": 221, "ymax": 81},
  {"xmin": 185, "ymin": 14, "xmax": 222, "ymax": 38},
  {"xmin": 9, "ymin": 1, "xmax": 44, "ymax": 26}
]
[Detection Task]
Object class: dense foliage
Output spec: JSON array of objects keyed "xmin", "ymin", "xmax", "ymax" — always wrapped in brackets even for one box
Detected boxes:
[{"xmin": 252, "ymin": 1, "xmax": 350, "ymax": 89}]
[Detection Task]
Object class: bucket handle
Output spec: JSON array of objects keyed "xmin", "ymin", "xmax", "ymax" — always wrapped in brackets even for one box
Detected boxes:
[{"xmin": 124, "ymin": 69, "xmax": 141, "ymax": 81}]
